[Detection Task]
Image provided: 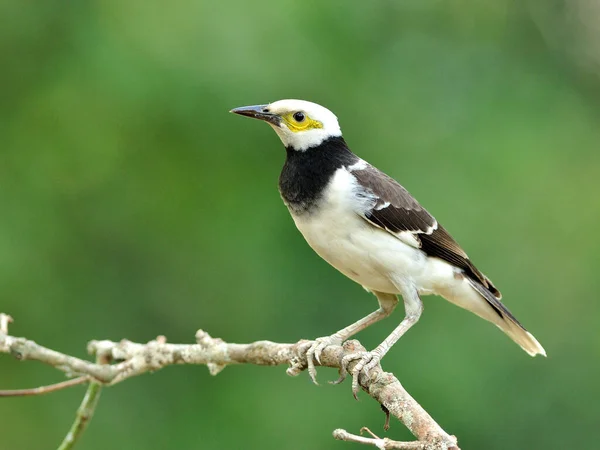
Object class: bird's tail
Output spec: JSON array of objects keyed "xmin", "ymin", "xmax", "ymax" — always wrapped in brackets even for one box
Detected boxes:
[{"xmin": 468, "ymin": 279, "xmax": 546, "ymax": 357}]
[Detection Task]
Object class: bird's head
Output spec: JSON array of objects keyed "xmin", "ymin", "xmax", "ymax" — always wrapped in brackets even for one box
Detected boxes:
[{"xmin": 230, "ymin": 99, "xmax": 341, "ymax": 151}]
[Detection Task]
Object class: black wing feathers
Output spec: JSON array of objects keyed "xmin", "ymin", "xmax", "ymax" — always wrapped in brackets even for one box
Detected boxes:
[
  {"xmin": 352, "ymin": 164, "xmax": 501, "ymax": 299},
  {"xmin": 353, "ymin": 168, "xmax": 436, "ymax": 234},
  {"xmin": 420, "ymin": 225, "xmax": 501, "ymax": 298},
  {"xmin": 469, "ymin": 278, "xmax": 520, "ymax": 324}
]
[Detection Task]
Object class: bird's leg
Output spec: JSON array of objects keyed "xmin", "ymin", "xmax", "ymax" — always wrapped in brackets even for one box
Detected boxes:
[
  {"xmin": 338, "ymin": 289, "xmax": 423, "ymax": 398},
  {"xmin": 305, "ymin": 292, "xmax": 398, "ymax": 384}
]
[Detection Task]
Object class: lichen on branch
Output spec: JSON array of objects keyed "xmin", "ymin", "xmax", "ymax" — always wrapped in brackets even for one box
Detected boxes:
[{"xmin": 0, "ymin": 313, "xmax": 459, "ymax": 450}]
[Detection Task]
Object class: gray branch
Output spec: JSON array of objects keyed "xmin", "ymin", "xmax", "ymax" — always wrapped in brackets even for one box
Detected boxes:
[
  {"xmin": 334, "ymin": 427, "xmax": 433, "ymax": 449},
  {"xmin": 0, "ymin": 313, "xmax": 459, "ymax": 450}
]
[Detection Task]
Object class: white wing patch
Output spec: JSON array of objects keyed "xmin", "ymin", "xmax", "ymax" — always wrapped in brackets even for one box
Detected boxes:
[
  {"xmin": 375, "ymin": 201, "xmax": 391, "ymax": 211},
  {"xmin": 423, "ymin": 219, "xmax": 438, "ymax": 235},
  {"xmin": 395, "ymin": 231, "xmax": 422, "ymax": 248},
  {"xmin": 365, "ymin": 205, "xmax": 438, "ymax": 249},
  {"xmin": 347, "ymin": 159, "xmax": 368, "ymax": 172}
]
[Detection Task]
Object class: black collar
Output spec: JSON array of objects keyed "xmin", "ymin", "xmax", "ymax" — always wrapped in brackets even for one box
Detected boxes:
[{"xmin": 278, "ymin": 136, "xmax": 358, "ymax": 213}]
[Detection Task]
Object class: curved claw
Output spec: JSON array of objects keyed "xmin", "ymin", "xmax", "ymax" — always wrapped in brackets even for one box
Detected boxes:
[
  {"xmin": 330, "ymin": 358, "xmax": 351, "ymax": 385},
  {"xmin": 363, "ymin": 355, "xmax": 380, "ymax": 375},
  {"xmin": 330, "ymin": 368, "xmax": 347, "ymax": 385},
  {"xmin": 306, "ymin": 345, "xmax": 319, "ymax": 385},
  {"xmin": 314, "ymin": 343, "xmax": 324, "ymax": 365},
  {"xmin": 351, "ymin": 357, "xmax": 367, "ymax": 399},
  {"xmin": 303, "ymin": 336, "xmax": 342, "ymax": 385},
  {"xmin": 334, "ymin": 351, "xmax": 381, "ymax": 399},
  {"xmin": 351, "ymin": 369, "xmax": 361, "ymax": 399}
]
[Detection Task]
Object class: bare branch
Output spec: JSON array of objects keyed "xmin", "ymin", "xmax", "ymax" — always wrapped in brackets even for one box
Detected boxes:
[
  {"xmin": 334, "ymin": 427, "xmax": 434, "ymax": 449},
  {"xmin": 0, "ymin": 376, "xmax": 89, "ymax": 397},
  {"xmin": 57, "ymin": 381, "xmax": 102, "ymax": 450},
  {"xmin": 0, "ymin": 314, "xmax": 459, "ymax": 450},
  {"xmin": 0, "ymin": 313, "xmax": 12, "ymax": 334}
]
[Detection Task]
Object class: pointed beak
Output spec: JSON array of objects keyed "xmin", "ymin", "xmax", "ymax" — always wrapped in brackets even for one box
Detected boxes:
[{"xmin": 230, "ymin": 104, "xmax": 281, "ymax": 126}]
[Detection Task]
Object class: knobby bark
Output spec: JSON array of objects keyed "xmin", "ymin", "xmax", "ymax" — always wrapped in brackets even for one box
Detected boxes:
[{"xmin": 0, "ymin": 313, "xmax": 459, "ymax": 450}]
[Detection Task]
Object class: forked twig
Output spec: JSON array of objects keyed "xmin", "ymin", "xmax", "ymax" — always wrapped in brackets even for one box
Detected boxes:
[
  {"xmin": 0, "ymin": 376, "xmax": 89, "ymax": 397},
  {"xmin": 0, "ymin": 314, "xmax": 459, "ymax": 450}
]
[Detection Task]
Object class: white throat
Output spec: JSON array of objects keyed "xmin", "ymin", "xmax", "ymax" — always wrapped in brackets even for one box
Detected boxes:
[{"xmin": 269, "ymin": 123, "xmax": 341, "ymax": 150}]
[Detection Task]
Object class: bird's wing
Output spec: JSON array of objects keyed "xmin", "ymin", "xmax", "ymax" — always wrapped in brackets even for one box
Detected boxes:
[{"xmin": 350, "ymin": 163, "xmax": 501, "ymax": 298}]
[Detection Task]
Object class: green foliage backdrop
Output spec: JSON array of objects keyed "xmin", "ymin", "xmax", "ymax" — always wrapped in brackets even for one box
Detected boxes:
[{"xmin": 1, "ymin": 1, "xmax": 599, "ymax": 449}]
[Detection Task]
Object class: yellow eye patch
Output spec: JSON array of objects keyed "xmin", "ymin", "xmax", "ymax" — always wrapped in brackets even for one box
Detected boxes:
[{"xmin": 281, "ymin": 112, "xmax": 323, "ymax": 133}]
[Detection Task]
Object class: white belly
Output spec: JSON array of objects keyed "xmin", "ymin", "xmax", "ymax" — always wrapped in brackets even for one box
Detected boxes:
[
  {"xmin": 283, "ymin": 167, "xmax": 504, "ymax": 329},
  {"xmin": 296, "ymin": 211, "xmax": 469, "ymax": 298},
  {"xmin": 293, "ymin": 210, "xmax": 407, "ymax": 293},
  {"xmin": 287, "ymin": 168, "xmax": 462, "ymax": 298}
]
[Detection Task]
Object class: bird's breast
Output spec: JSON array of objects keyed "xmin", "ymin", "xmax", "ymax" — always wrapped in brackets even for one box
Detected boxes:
[
  {"xmin": 279, "ymin": 138, "xmax": 360, "ymax": 214},
  {"xmin": 288, "ymin": 169, "xmax": 426, "ymax": 294}
]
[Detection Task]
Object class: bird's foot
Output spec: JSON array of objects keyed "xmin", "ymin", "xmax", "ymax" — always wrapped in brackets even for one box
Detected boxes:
[
  {"xmin": 333, "ymin": 349, "xmax": 382, "ymax": 399},
  {"xmin": 303, "ymin": 335, "xmax": 343, "ymax": 385}
]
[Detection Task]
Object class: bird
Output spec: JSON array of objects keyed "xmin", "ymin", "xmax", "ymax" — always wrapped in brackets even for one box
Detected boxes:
[{"xmin": 230, "ymin": 99, "xmax": 546, "ymax": 395}]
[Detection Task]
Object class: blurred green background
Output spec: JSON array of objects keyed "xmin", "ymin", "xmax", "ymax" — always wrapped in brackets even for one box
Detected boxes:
[{"xmin": 1, "ymin": 1, "xmax": 599, "ymax": 449}]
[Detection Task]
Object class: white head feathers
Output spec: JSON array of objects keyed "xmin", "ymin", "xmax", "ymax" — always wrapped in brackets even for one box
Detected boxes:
[{"xmin": 266, "ymin": 99, "xmax": 342, "ymax": 151}]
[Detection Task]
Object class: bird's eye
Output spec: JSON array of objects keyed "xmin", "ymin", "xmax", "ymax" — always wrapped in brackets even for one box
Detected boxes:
[{"xmin": 293, "ymin": 112, "xmax": 305, "ymax": 122}]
